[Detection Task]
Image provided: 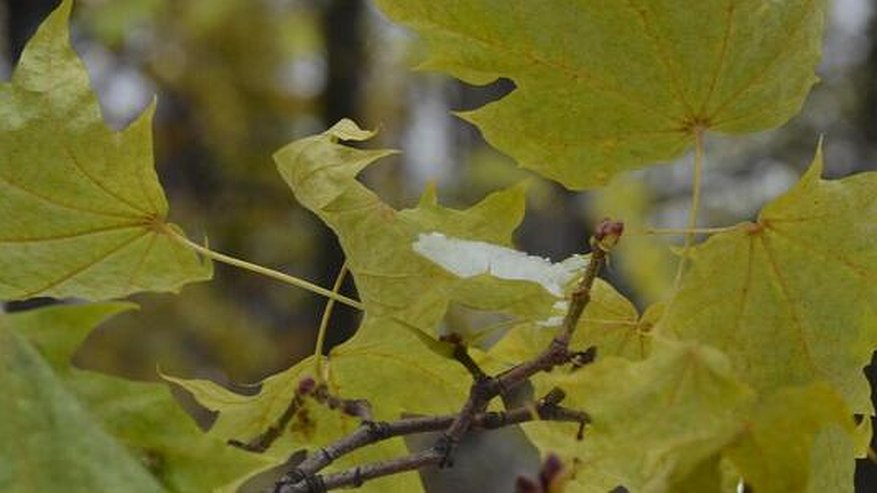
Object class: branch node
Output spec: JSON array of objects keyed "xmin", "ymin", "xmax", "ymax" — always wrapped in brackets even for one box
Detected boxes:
[
  {"xmin": 476, "ymin": 379, "xmax": 494, "ymax": 401},
  {"xmin": 274, "ymin": 468, "xmax": 306, "ymax": 493},
  {"xmin": 352, "ymin": 467, "xmax": 364, "ymax": 488},
  {"xmin": 304, "ymin": 474, "xmax": 327, "ymax": 493},
  {"xmin": 319, "ymin": 447, "xmax": 337, "ymax": 462},
  {"xmin": 549, "ymin": 338, "xmax": 570, "ymax": 364},
  {"xmin": 568, "ymin": 346, "xmax": 597, "ymax": 369},
  {"xmin": 481, "ymin": 411, "xmax": 505, "ymax": 428},
  {"xmin": 541, "ymin": 387, "xmax": 566, "ymax": 407},
  {"xmin": 363, "ymin": 420, "xmax": 392, "ymax": 440},
  {"xmin": 435, "ymin": 433, "xmax": 457, "ymax": 468},
  {"xmin": 443, "ymin": 333, "xmax": 489, "ymax": 382}
]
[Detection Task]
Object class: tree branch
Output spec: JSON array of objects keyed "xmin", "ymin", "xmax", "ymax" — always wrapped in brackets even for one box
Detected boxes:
[
  {"xmin": 272, "ymin": 219, "xmax": 623, "ymax": 493},
  {"xmin": 275, "ymin": 389, "xmax": 589, "ymax": 492},
  {"xmin": 431, "ymin": 219, "xmax": 620, "ymax": 463}
]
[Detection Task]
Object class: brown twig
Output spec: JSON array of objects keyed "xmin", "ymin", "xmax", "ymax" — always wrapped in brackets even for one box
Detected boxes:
[
  {"xmin": 311, "ymin": 384, "xmax": 374, "ymax": 421},
  {"xmin": 275, "ymin": 389, "xmax": 589, "ymax": 492},
  {"xmin": 230, "ymin": 379, "xmax": 314, "ymax": 453},
  {"xmin": 442, "ymin": 333, "xmax": 489, "ymax": 382},
  {"xmin": 272, "ymin": 219, "xmax": 622, "ymax": 493},
  {"xmin": 230, "ymin": 379, "xmax": 372, "ymax": 453}
]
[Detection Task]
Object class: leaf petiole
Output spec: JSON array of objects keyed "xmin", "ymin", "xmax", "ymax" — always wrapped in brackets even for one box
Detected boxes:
[
  {"xmin": 314, "ymin": 262, "xmax": 350, "ymax": 381},
  {"xmin": 163, "ymin": 227, "xmax": 363, "ymax": 311},
  {"xmin": 674, "ymin": 128, "xmax": 705, "ymax": 287},
  {"xmin": 644, "ymin": 225, "xmax": 740, "ymax": 236}
]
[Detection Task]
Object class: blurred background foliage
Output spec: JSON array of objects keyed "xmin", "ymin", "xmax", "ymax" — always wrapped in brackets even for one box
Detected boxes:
[{"xmin": 2, "ymin": 0, "xmax": 877, "ymax": 486}]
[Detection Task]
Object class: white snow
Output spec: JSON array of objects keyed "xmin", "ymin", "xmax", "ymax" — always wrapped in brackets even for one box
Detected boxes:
[{"xmin": 413, "ymin": 232, "xmax": 586, "ymax": 297}]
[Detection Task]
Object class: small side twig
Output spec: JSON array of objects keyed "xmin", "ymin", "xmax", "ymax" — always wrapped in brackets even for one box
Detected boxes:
[
  {"xmin": 442, "ymin": 332, "xmax": 489, "ymax": 382},
  {"xmin": 311, "ymin": 383, "xmax": 373, "ymax": 421},
  {"xmin": 230, "ymin": 379, "xmax": 371, "ymax": 453},
  {"xmin": 230, "ymin": 378, "xmax": 315, "ymax": 453},
  {"xmin": 272, "ymin": 219, "xmax": 623, "ymax": 493}
]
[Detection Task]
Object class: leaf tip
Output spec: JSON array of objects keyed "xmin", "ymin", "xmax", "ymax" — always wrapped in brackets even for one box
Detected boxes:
[
  {"xmin": 803, "ymin": 137, "xmax": 826, "ymax": 183},
  {"xmin": 451, "ymin": 109, "xmax": 477, "ymax": 125},
  {"xmin": 323, "ymin": 118, "xmax": 377, "ymax": 142},
  {"xmin": 55, "ymin": 0, "xmax": 75, "ymax": 21},
  {"xmin": 34, "ymin": 0, "xmax": 75, "ymax": 46},
  {"xmin": 418, "ymin": 181, "xmax": 439, "ymax": 207}
]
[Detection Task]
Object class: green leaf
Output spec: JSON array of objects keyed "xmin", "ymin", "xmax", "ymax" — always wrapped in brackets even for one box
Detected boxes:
[
  {"xmin": 805, "ymin": 426, "xmax": 856, "ymax": 493},
  {"xmin": 0, "ymin": 0, "xmax": 211, "ymax": 301},
  {"xmin": 5, "ymin": 303, "xmax": 270, "ymax": 492},
  {"xmin": 166, "ymin": 315, "xmax": 477, "ymax": 492},
  {"xmin": 276, "ymin": 119, "xmax": 545, "ymax": 337},
  {"xmin": 523, "ymin": 339, "xmax": 754, "ymax": 492},
  {"xmin": 666, "ymin": 454, "xmax": 724, "ymax": 493},
  {"xmin": 8, "ymin": 301, "xmax": 137, "ymax": 368},
  {"xmin": 0, "ymin": 316, "xmax": 163, "ymax": 493},
  {"xmin": 374, "ymin": 0, "xmax": 826, "ymax": 188},
  {"xmin": 523, "ymin": 341, "xmax": 854, "ymax": 492},
  {"xmin": 657, "ymin": 145, "xmax": 877, "ymax": 414},
  {"xmin": 724, "ymin": 383, "xmax": 854, "ymax": 493}
]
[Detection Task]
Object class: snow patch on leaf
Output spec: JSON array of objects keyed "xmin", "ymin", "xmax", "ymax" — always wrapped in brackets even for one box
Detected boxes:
[
  {"xmin": 413, "ymin": 232, "xmax": 585, "ymax": 297},
  {"xmin": 536, "ymin": 316, "xmax": 564, "ymax": 328}
]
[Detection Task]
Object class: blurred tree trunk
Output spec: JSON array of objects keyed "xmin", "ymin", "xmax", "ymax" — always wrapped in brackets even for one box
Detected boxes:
[
  {"xmin": 317, "ymin": 0, "xmax": 364, "ymax": 349},
  {"xmin": 860, "ymin": 14, "xmax": 877, "ymax": 145},
  {"xmin": 323, "ymin": 0, "xmax": 363, "ymax": 125}
]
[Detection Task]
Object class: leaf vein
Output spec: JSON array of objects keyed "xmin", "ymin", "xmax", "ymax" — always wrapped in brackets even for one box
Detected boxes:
[
  {"xmin": 621, "ymin": 0, "xmax": 694, "ymax": 115},
  {"xmin": 0, "ymin": 223, "xmax": 143, "ymax": 244},
  {"xmin": 0, "ymin": 174, "xmax": 140, "ymax": 221},
  {"xmin": 757, "ymin": 234, "xmax": 821, "ymax": 380},
  {"xmin": 124, "ymin": 231, "xmax": 158, "ymax": 292},
  {"xmin": 700, "ymin": 0, "xmax": 737, "ymax": 115},
  {"xmin": 709, "ymin": 0, "xmax": 816, "ymax": 121},
  {"xmin": 59, "ymin": 139, "xmax": 151, "ymax": 215},
  {"xmin": 766, "ymin": 225, "xmax": 874, "ymax": 283},
  {"xmin": 21, "ymin": 229, "xmax": 150, "ymax": 298},
  {"xmin": 413, "ymin": 16, "xmax": 680, "ymax": 125}
]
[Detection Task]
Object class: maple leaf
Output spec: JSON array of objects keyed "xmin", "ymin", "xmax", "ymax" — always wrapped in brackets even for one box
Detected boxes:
[
  {"xmin": 657, "ymin": 145, "xmax": 877, "ymax": 415},
  {"xmin": 0, "ymin": 0, "xmax": 211, "ymax": 301},
  {"xmin": 523, "ymin": 338, "xmax": 753, "ymax": 492},
  {"xmin": 2, "ymin": 304, "xmax": 270, "ymax": 492},
  {"xmin": 724, "ymin": 383, "xmax": 855, "ymax": 493},
  {"xmin": 804, "ymin": 415, "xmax": 871, "ymax": 493},
  {"xmin": 373, "ymin": 0, "xmax": 826, "ymax": 188},
  {"xmin": 0, "ymin": 316, "xmax": 163, "ymax": 493},
  {"xmin": 523, "ymin": 339, "xmax": 856, "ymax": 493}
]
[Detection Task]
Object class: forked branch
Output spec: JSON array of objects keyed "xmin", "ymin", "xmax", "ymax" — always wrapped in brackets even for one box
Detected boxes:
[{"xmin": 271, "ymin": 219, "xmax": 623, "ymax": 493}]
